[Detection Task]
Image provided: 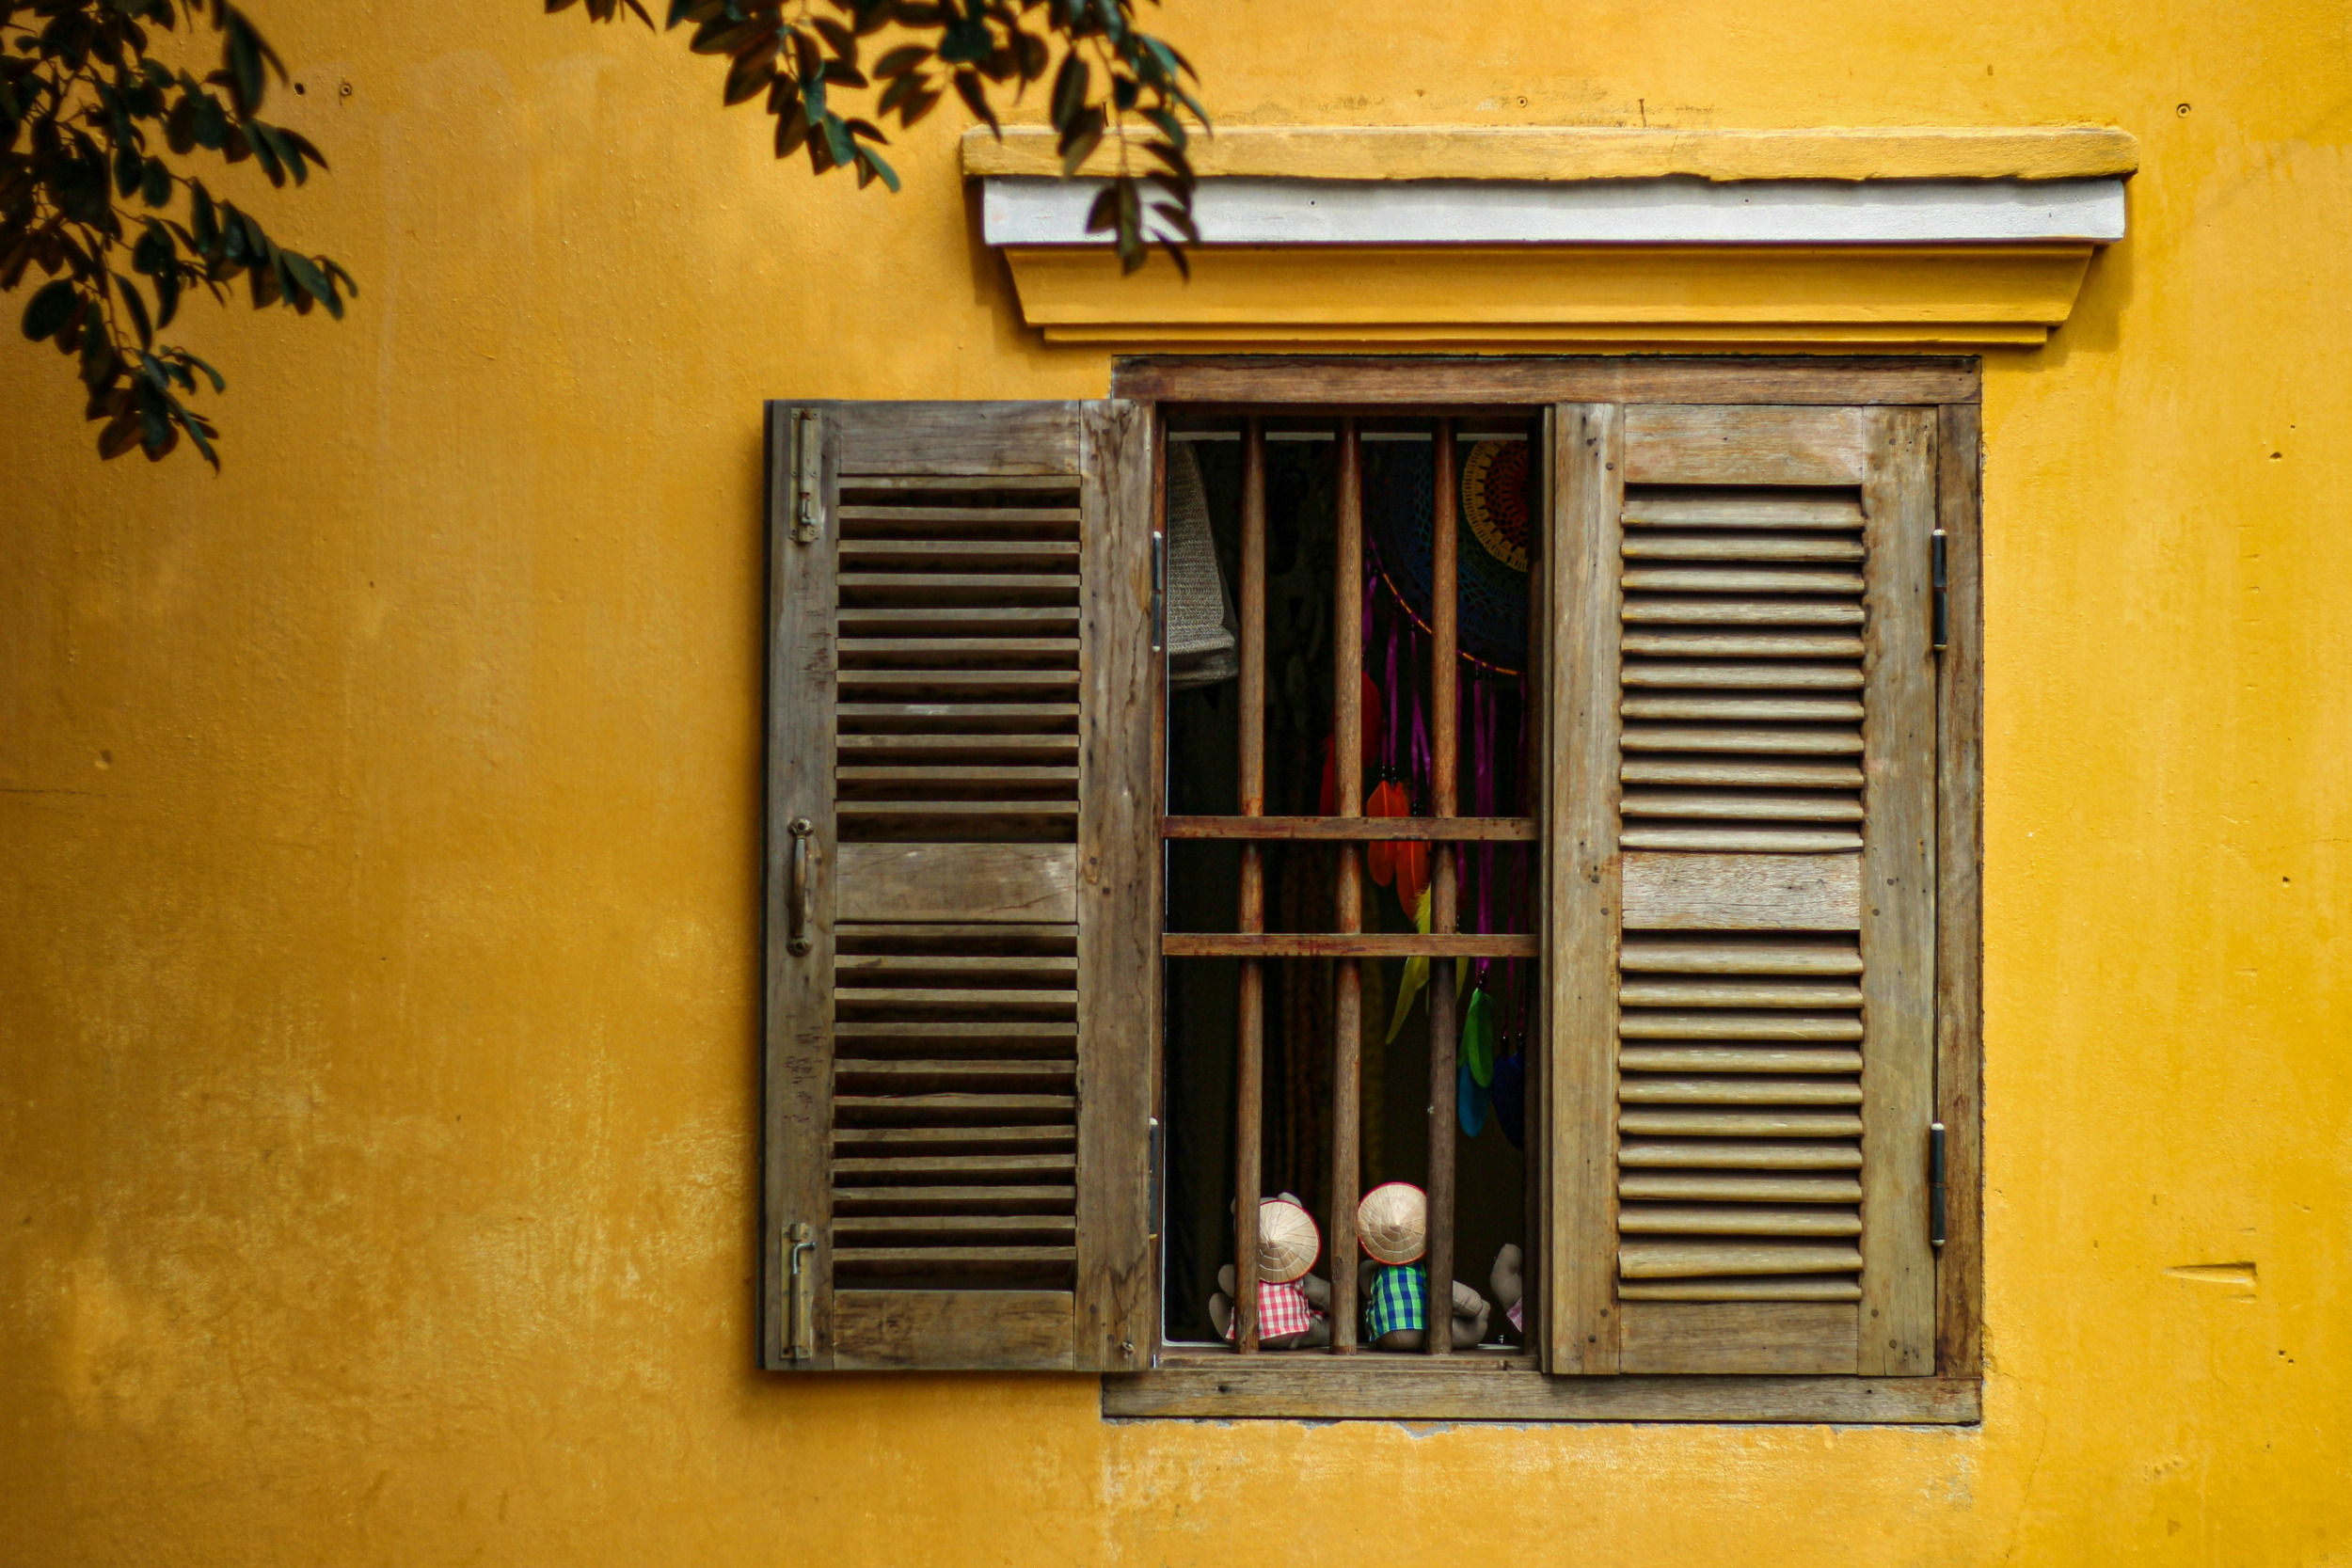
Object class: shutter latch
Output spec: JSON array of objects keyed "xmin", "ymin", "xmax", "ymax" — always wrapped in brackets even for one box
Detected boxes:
[
  {"xmin": 787, "ymin": 1221, "xmax": 816, "ymax": 1359},
  {"xmin": 791, "ymin": 409, "xmax": 822, "ymax": 545},
  {"xmin": 1931, "ymin": 528, "xmax": 1948, "ymax": 652}
]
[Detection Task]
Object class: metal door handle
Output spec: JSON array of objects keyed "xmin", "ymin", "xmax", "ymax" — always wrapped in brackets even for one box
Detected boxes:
[{"xmin": 787, "ymin": 817, "xmax": 814, "ymax": 956}]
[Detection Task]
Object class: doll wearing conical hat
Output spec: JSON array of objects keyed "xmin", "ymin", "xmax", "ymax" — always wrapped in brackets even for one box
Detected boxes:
[
  {"xmin": 1206, "ymin": 1195, "xmax": 1331, "ymax": 1351},
  {"xmin": 1353, "ymin": 1181, "xmax": 1492, "ymax": 1352}
]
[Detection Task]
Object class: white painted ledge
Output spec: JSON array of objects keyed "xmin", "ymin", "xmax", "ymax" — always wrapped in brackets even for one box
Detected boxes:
[{"xmin": 982, "ymin": 175, "xmax": 2127, "ymax": 247}]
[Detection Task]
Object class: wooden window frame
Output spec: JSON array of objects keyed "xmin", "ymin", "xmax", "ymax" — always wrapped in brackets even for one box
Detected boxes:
[{"xmin": 1107, "ymin": 356, "xmax": 1984, "ymax": 1424}]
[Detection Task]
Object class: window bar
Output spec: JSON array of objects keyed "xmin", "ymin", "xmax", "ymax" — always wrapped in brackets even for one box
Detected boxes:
[
  {"xmin": 1329, "ymin": 416, "xmax": 1364, "ymax": 1354},
  {"xmin": 1233, "ymin": 418, "xmax": 1268, "ymax": 1354},
  {"xmin": 1425, "ymin": 418, "xmax": 1459, "ymax": 1355}
]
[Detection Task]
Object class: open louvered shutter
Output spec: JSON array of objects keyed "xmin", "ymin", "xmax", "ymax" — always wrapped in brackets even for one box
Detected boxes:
[
  {"xmin": 1547, "ymin": 403, "xmax": 1936, "ymax": 1376},
  {"xmin": 762, "ymin": 400, "xmax": 1155, "ymax": 1372}
]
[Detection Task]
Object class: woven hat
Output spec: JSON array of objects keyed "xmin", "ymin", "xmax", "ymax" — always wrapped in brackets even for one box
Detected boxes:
[
  {"xmin": 1254, "ymin": 1197, "xmax": 1321, "ymax": 1284},
  {"xmin": 1356, "ymin": 1181, "xmax": 1427, "ymax": 1265}
]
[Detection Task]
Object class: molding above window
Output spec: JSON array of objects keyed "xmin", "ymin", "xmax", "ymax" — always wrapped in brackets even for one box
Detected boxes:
[{"xmin": 963, "ymin": 125, "xmax": 2135, "ymax": 350}]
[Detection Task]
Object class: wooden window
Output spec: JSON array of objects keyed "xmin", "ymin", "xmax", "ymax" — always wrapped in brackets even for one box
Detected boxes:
[{"xmin": 761, "ymin": 359, "xmax": 1983, "ymax": 1421}]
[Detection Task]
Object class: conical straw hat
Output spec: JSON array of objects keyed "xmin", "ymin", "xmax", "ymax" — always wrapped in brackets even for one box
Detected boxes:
[
  {"xmin": 1356, "ymin": 1181, "xmax": 1427, "ymax": 1265},
  {"xmin": 1254, "ymin": 1197, "xmax": 1320, "ymax": 1284}
]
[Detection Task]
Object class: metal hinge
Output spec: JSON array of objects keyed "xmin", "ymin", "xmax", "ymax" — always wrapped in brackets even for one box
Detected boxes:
[
  {"xmin": 1931, "ymin": 528, "xmax": 1949, "ymax": 652},
  {"xmin": 787, "ymin": 1221, "xmax": 816, "ymax": 1359},
  {"xmin": 1150, "ymin": 529, "xmax": 1165, "ymax": 653},
  {"xmin": 1928, "ymin": 1122, "xmax": 1947, "ymax": 1248},
  {"xmin": 791, "ymin": 409, "xmax": 822, "ymax": 546}
]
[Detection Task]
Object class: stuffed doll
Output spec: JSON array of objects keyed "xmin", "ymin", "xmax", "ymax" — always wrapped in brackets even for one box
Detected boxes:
[
  {"xmin": 1352, "ymin": 1182, "xmax": 1492, "ymax": 1351},
  {"xmin": 1490, "ymin": 1243, "xmax": 1524, "ymax": 1341},
  {"xmin": 1206, "ymin": 1194, "xmax": 1331, "ymax": 1350}
]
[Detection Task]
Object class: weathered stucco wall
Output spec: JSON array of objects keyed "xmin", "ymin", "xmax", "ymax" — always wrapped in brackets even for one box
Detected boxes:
[{"xmin": 3, "ymin": 1, "xmax": 2346, "ymax": 1561}]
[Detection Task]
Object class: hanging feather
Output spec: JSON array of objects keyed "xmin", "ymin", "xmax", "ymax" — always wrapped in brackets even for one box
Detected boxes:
[
  {"xmin": 1457, "ymin": 1059, "xmax": 1489, "ymax": 1138},
  {"xmin": 1462, "ymin": 985, "xmax": 1496, "ymax": 1088},
  {"xmin": 1490, "ymin": 1044, "xmax": 1525, "ymax": 1150},
  {"xmin": 1365, "ymin": 775, "xmax": 1406, "ymax": 887},
  {"xmin": 1384, "ymin": 884, "xmax": 1431, "ymax": 1043}
]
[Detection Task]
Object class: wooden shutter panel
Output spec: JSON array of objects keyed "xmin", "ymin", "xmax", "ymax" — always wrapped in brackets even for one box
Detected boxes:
[
  {"xmin": 762, "ymin": 400, "xmax": 1155, "ymax": 1372},
  {"xmin": 1546, "ymin": 403, "xmax": 1937, "ymax": 1376}
]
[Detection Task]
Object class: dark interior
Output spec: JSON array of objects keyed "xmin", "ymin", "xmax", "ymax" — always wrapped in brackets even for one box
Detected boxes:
[{"xmin": 1158, "ymin": 419, "xmax": 1541, "ymax": 1349}]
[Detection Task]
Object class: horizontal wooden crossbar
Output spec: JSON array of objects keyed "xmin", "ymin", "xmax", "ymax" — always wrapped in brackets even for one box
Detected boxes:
[
  {"xmin": 1162, "ymin": 933, "xmax": 1540, "ymax": 959},
  {"xmin": 1161, "ymin": 816, "xmax": 1538, "ymax": 842}
]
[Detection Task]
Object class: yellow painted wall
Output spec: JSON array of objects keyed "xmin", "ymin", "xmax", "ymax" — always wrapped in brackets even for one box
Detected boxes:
[{"xmin": 3, "ymin": 0, "xmax": 2346, "ymax": 1560}]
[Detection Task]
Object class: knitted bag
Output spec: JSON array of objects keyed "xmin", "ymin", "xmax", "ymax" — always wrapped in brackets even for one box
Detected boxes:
[{"xmin": 1164, "ymin": 440, "xmax": 1238, "ymax": 689}]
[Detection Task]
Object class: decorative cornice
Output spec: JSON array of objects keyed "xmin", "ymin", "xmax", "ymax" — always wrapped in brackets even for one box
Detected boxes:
[{"xmin": 967, "ymin": 125, "xmax": 2133, "ymax": 350}]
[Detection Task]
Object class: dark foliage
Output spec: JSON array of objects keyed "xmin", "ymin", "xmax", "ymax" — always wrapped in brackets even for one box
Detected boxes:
[
  {"xmin": 556, "ymin": 0, "xmax": 1205, "ymax": 274},
  {"xmin": 3, "ymin": 0, "xmax": 353, "ymax": 467}
]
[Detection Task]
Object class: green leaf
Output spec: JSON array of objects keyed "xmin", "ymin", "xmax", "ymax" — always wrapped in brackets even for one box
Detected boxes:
[
  {"xmin": 937, "ymin": 3, "xmax": 992, "ymax": 63},
  {"xmin": 140, "ymin": 155, "xmax": 170, "ymax": 206},
  {"xmin": 1057, "ymin": 104, "xmax": 1104, "ymax": 175},
  {"xmin": 22, "ymin": 279, "xmax": 79, "ymax": 341},
  {"xmin": 1085, "ymin": 183, "xmax": 1118, "ymax": 233}
]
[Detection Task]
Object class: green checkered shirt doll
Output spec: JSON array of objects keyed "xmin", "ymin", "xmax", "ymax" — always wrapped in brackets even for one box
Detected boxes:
[{"xmin": 1363, "ymin": 1262, "xmax": 1428, "ymax": 1338}]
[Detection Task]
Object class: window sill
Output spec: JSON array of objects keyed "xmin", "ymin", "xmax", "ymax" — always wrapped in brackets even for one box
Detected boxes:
[{"xmin": 1104, "ymin": 1362, "xmax": 1982, "ymax": 1424}]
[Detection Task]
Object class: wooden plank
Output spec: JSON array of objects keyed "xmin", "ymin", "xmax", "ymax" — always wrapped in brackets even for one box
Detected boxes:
[
  {"xmin": 834, "ymin": 1152, "xmax": 1077, "ymax": 1180},
  {"xmin": 834, "ymin": 1124, "xmax": 1077, "ymax": 1149},
  {"xmin": 837, "ymin": 843, "xmax": 1077, "ymax": 924},
  {"xmin": 1856, "ymin": 405, "xmax": 1940, "ymax": 1377},
  {"xmin": 1620, "ymin": 565, "xmax": 1866, "ymax": 594},
  {"xmin": 1073, "ymin": 399, "xmax": 1159, "ymax": 1373},
  {"xmin": 1935, "ymin": 400, "xmax": 1985, "ymax": 1380},
  {"xmin": 1617, "ymin": 1079, "xmax": 1863, "ymax": 1107},
  {"xmin": 1619, "ymin": 1239, "xmax": 1863, "ymax": 1276},
  {"xmin": 833, "ymin": 1291, "xmax": 1075, "ymax": 1370},
  {"xmin": 1619, "ymin": 1046, "xmax": 1863, "ymax": 1074},
  {"xmin": 1617, "ymin": 1276, "xmax": 1863, "ymax": 1302},
  {"xmin": 1618, "ymin": 1108, "xmax": 1865, "ymax": 1137},
  {"xmin": 838, "ymin": 474, "xmax": 1082, "ymax": 495},
  {"xmin": 1617, "ymin": 1204, "xmax": 1861, "ymax": 1235},
  {"xmin": 1619, "ymin": 727, "xmax": 1864, "ymax": 756},
  {"xmin": 1623, "ymin": 405, "xmax": 1874, "ymax": 486},
  {"xmin": 1618, "ymin": 1011, "xmax": 1862, "ymax": 1040},
  {"xmin": 1546, "ymin": 401, "xmax": 1625, "ymax": 1375},
  {"xmin": 1621, "ymin": 828, "xmax": 1863, "ymax": 853},
  {"xmin": 1623, "ymin": 851, "xmax": 1862, "ymax": 931},
  {"xmin": 1235, "ymin": 419, "xmax": 1268, "ymax": 1354},
  {"xmin": 1622, "ymin": 629, "xmax": 1865, "ymax": 658},
  {"xmin": 1620, "ymin": 694, "xmax": 1864, "ymax": 721},
  {"xmin": 1622, "ymin": 536, "xmax": 1865, "ymax": 562},
  {"xmin": 1622, "ymin": 598, "xmax": 1866, "ymax": 626},
  {"xmin": 1328, "ymin": 417, "xmax": 1364, "ymax": 1354},
  {"xmin": 1425, "ymin": 418, "xmax": 1459, "ymax": 1357},
  {"xmin": 762, "ymin": 402, "xmax": 841, "ymax": 1370},
  {"xmin": 1619, "ymin": 1172, "xmax": 1864, "ymax": 1203},
  {"xmin": 1163, "ymin": 933, "xmax": 1538, "ymax": 959},
  {"xmin": 1619, "ymin": 661, "xmax": 1865, "ymax": 689},
  {"xmin": 1619, "ymin": 1139, "xmax": 1863, "ymax": 1170},
  {"xmin": 1619, "ymin": 936, "xmax": 1862, "ymax": 974},
  {"xmin": 1623, "ymin": 492, "xmax": 1867, "ymax": 529},
  {"xmin": 1161, "ymin": 816, "xmax": 1537, "ymax": 841},
  {"xmin": 1100, "ymin": 1367, "xmax": 1983, "ymax": 1424},
  {"xmin": 823, "ymin": 401, "xmax": 1083, "ymax": 476},
  {"xmin": 1108, "ymin": 355, "xmax": 1983, "ymax": 408},
  {"xmin": 833, "ymin": 1184, "xmax": 1077, "ymax": 1212},
  {"xmin": 1620, "ymin": 791, "xmax": 1864, "ymax": 823},
  {"xmin": 834, "ymin": 1245, "xmax": 1076, "ymax": 1268},
  {"xmin": 1622, "ymin": 759, "xmax": 1865, "ymax": 788},
  {"xmin": 834, "ymin": 1213, "xmax": 1078, "ymax": 1239},
  {"xmin": 1617, "ymin": 1303, "xmax": 1861, "ymax": 1374},
  {"xmin": 1622, "ymin": 975, "xmax": 1862, "ymax": 1006}
]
